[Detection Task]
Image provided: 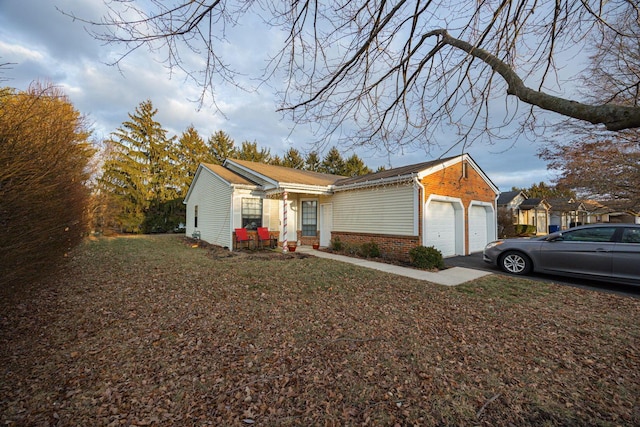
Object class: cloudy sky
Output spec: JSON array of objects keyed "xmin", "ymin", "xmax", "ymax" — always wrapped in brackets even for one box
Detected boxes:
[{"xmin": 1, "ymin": 0, "xmax": 570, "ymax": 191}]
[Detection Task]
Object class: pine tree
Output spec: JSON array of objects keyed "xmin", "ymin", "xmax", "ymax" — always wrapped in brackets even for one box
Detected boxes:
[
  {"xmin": 99, "ymin": 100, "xmax": 176, "ymax": 233},
  {"xmin": 269, "ymin": 155, "xmax": 283, "ymax": 166},
  {"xmin": 304, "ymin": 151, "xmax": 321, "ymax": 172},
  {"xmin": 282, "ymin": 147, "xmax": 305, "ymax": 169},
  {"xmin": 208, "ymin": 130, "xmax": 236, "ymax": 164},
  {"xmin": 344, "ymin": 153, "xmax": 372, "ymax": 177},
  {"xmin": 177, "ymin": 125, "xmax": 211, "ymax": 195},
  {"xmin": 320, "ymin": 147, "xmax": 346, "ymax": 175},
  {"xmin": 514, "ymin": 182, "xmax": 576, "ymax": 200},
  {"xmin": 236, "ymin": 140, "xmax": 271, "ymax": 163}
]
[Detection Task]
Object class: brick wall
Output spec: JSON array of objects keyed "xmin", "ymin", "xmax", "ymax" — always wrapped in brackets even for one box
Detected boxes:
[
  {"xmin": 297, "ymin": 231, "xmax": 319, "ymax": 246},
  {"xmin": 330, "ymin": 231, "xmax": 420, "ymax": 262},
  {"xmin": 421, "ymin": 160, "xmax": 497, "ymax": 255}
]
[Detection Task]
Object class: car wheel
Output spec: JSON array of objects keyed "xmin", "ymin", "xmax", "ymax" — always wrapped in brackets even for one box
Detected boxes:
[{"xmin": 499, "ymin": 251, "xmax": 532, "ymax": 275}]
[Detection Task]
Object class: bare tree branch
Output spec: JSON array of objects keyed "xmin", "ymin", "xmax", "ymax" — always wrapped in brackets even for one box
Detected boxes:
[
  {"xmin": 61, "ymin": 0, "xmax": 640, "ymax": 152},
  {"xmin": 433, "ymin": 29, "xmax": 640, "ymax": 130}
]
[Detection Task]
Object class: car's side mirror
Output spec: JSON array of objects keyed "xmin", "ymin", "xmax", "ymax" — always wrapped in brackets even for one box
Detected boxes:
[{"xmin": 546, "ymin": 233, "xmax": 563, "ymax": 242}]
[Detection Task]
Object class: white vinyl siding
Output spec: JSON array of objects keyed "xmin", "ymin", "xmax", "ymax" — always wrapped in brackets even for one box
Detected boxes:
[
  {"xmin": 332, "ymin": 185, "xmax": 416, "ymax": 235},
  {"xmin": 266, "ymin": 198, "xmax": 280, "ymax": 231},
  {"xmin": 185, "ymin": 170, "xmax": 233, "ymax": 248}
]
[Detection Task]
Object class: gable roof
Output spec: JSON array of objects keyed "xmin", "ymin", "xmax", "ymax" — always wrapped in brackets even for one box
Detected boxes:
[
  {"xmin": 497, "ymin": 190, "xmax": 524, "ymax": 206},
  {"xmin": 546, "ymin": 198, "xmax": 585, "ymax": 212},
  {"xmin": 202, "ymin": 163, "xmax": 256, "ymax": 185},
  {"xmin": 187, "ymin": 154, "xmax": 498, "ymax": 199},
  {"xmin": 335, "ymin": 156, "xmax": 458, "ymax": 187},
  {"xmin": 225, "ymin": 158, "xmax": 345, "ymax": 188},
  {"xmin": 183, "ymin": 162, "xmax": 259, "ymax": 205},
  {"xmin": 519, "ymin": 198, "xmax": 549, "ymax": 210},
  {"xmin": 334, "ymin": 153, "xmax": 498, "ymax": 194}
]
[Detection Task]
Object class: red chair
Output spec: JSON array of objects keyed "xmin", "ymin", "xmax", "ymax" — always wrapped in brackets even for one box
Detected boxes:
[
  {"xmin": 234, "ymin": 228, "xmax": 252, "ymax": 250},
  {"xmin": 257, "ymin": 227, "xmax": 275, "ymax": 249}
]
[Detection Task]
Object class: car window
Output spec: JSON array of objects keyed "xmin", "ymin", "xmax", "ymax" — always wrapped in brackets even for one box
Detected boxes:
[
  {"xmin": 621, "ymin": 228, "xmax": 640, "ymax": 243},
  {"xmin": 561, "ymin": 227, "xmax": 617, "ymax": 242}
]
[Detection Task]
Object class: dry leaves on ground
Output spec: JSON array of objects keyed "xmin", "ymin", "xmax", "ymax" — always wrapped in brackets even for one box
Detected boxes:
[{"xmin": 1, "ymin": 235, "xmax": 639, "ymax": 426}]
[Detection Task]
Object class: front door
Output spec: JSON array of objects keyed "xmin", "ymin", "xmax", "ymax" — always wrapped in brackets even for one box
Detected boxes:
[{"xmin": 319, "ymin": 203, "xmax": 333, "ymax": 247}]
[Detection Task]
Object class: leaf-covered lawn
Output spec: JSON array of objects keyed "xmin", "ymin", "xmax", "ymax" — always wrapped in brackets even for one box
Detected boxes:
[{"xmin": 1, "ymin": 235, "xmax": 639, "ymax": 426}]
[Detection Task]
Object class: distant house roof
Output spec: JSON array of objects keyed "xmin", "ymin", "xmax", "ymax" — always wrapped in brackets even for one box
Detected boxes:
[
  {"xmin": 519, "ymin": 198, "xmax": 548, "ymax": 210},
  {"xmin": 583, "ymin": 199, "xmax": 639, "ymax": 215},
  {"xmin": 546, "ymin": 198, "xmax": 584, "ymax": 212},
  {"xmin": 497, "ymin": 190, "xmax": 524, "ymax": 206}
]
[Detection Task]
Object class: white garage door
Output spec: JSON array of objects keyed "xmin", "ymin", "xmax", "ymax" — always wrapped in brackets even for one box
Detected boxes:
[
  {"xmin": 425, "ymin": 201, "xmax": 456, "ymax": 257},
  {"xmin": 468, "ymin": 205, "xmax": 489, "ymax": 253}
]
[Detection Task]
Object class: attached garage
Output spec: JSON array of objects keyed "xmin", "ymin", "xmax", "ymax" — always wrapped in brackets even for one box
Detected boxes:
[
  {"xmin": 468, "ymin": 202, "xmax": 495, "ymax": 253},
  {"xmin": 424, "ymin": 197, "xmax": 464, "ymax": 257}
]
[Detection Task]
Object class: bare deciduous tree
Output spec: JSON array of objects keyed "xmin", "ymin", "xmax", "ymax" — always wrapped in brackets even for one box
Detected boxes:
[
  {"xmin": 540, "ymin": 11, "xmax": 640, "ymax": 209},
  {"xmin": 62, "ymin": 0, "xmax": 640, "ymax": 152}
]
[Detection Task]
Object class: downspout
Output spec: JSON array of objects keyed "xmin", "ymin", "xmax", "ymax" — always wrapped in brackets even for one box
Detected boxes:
[
  {"xmin": 413, "ymin": 177, "xmax": 425, "ymax": 246},
  {"xmin": 495, "ymin": 192, "xmax": 500, "ymax": 240}
]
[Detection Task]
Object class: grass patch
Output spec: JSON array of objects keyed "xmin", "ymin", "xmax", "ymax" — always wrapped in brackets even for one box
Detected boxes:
[{"xmin": 455, "ymin": 274, "xmax": 555, "ymax": 302}]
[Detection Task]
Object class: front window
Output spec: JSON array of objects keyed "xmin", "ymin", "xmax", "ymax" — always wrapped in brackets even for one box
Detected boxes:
[
  {"xmin": 301, "ymin": 200, "xmax": 317, "ymax": 237},
  {"xmin": 242, "ymin": 198, "xmax": 262, "ymax": 230}
]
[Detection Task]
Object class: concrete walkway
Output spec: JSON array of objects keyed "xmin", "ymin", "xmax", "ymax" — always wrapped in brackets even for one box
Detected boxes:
[{"xmin": 296, "ymin": 247, "xmax": 492, "ymax": 286}]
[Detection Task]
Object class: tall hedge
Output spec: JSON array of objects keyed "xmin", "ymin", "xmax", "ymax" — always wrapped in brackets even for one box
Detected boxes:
[{"xmin": 0, "ymin": 83, "xmax": 94, "ymax": 288}]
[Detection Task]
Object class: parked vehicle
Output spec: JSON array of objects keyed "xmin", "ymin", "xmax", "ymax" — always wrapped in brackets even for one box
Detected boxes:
[{"xmin": 483, "ymin": 224, "xmax": 640, "ymax": 285}]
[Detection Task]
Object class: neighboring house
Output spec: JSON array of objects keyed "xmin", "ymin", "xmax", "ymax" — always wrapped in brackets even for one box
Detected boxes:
[
  {"xmin": 497, "ymin": 190, "xmax": 552, "ymax": 235},
  {"xmin": 184, "ymin": 154, "xmax": 499, "ymax": 259},
  {"xmin": 546, "ymin": 198, "xmax": 588, "ymax": 231},
  {"xmin": 583, "ymin": 200, "xmax": 640, "ymax": 224},
  {"xmin": 518, "ymin": 198, "xmax": 551, "ymax": 235},
  {"xmin": 497, "ymin": 190, "xmax": 528, "ymax": 225}
]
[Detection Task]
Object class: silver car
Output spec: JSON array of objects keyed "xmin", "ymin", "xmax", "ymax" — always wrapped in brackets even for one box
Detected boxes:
[{"xmin": 483, "ymin": 224, "xmax": 640, "ymax": 285}]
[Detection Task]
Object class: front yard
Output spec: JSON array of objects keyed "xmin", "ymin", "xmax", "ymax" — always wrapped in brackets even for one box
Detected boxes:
[{"xmin": 1, "ymin": 235, "xmax": 638, "ymax": 426}]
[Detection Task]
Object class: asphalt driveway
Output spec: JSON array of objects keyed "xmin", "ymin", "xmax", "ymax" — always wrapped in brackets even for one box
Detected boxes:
[{"xmin": 445, "ymin": 252, "xmax": 640, "ymax": 298}]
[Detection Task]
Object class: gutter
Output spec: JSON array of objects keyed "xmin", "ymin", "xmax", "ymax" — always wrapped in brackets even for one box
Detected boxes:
[
  {"xmin": 333, "ymin": 174, "xmax": 416, "ymax": 192},
  {"xmin": 265, "ymin": 183, "xmax": 334, "ymax": 196}
]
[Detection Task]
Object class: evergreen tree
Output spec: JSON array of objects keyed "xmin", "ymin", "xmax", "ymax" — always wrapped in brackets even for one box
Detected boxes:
[
  {"xmin": 208, "ymin": 130, "xmax": 236, "ymax": 164},
  {"xmin": 320, "ymin": 147, "xmax": 346, "ymax": 175},
  {"xmin": 177, "ymin": 125, "xmax": 210, "ymax": 195},
  {"xmin": 282, "ymin": 147, "xmax": 305, "ymax": 169},
  {"xmin": 304, "ymin": 151, "xmax": 321, "ymax": 172},
  {"xmin": 269, "ymin": 155, "xmax": 283, "ymax": 166},
  {"xmin": 344, "ymin": 153, "xmax": 372, "ymax": 177},
  {"xmin": 236, "ymin": 140, "xmax": 271, "ymax": 163},
  {"xmin": 514, "ymin": 182, "xmax": 576, "ymax": 200},
  {"xmin": 99, "ymin": 100, "xmax": 176, "ymax": 233}
]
